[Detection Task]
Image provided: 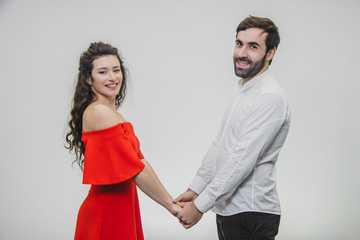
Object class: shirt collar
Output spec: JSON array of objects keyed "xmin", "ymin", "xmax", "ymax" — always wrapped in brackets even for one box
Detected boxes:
[{"xmin": 238, "ymin": 69, "xmax": 270, "ymax": 91}]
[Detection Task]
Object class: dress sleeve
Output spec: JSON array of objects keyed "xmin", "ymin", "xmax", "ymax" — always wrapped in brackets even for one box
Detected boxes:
[
  {"xmin": 81, "ymin": 124, "xmax": 145, "ymax": 185},
  {"xmin": 138, "ymin": 149, "xmax": 144, "ymax": 159}
]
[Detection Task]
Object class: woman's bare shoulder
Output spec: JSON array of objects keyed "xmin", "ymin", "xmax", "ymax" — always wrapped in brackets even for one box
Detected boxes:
[{"xmin": 83, "ymin": 103, "xmax": 122, "ymax": 131}]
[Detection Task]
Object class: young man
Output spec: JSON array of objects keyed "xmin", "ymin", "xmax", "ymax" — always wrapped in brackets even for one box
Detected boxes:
[{"xmin": 175, "ymin": 16, "xmax": 291, "ymax": 240}]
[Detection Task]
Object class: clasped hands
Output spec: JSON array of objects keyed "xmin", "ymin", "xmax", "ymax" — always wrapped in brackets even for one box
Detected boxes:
[{"xmin": 171, "ymin": 189, "xmax": 203, "ymax": 229}]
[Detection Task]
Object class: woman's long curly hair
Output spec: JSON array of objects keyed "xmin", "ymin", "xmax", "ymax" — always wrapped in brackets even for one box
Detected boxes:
[{"xmin": 65, "ymin": 42, "xmax": 128, "ymax": 170}]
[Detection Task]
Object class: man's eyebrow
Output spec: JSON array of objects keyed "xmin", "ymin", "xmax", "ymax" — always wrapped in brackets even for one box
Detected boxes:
[
  {"xmin": 235, "ymin": 39, "xmax": 261, "ymax": 48},
  {"xmin": 248, "ymin": 41, "xmax": 261, "ymax": 47}
]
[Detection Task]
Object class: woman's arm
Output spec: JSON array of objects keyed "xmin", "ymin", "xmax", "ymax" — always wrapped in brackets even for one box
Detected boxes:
[{"xmin": 132, "ymin": 159, "xmax": 181, "ymax": 216}]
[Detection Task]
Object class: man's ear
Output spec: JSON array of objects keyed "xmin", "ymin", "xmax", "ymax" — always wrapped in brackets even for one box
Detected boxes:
[{"xmin": 266, "ymin": 47, "xmax": 276, "ymax": 62}]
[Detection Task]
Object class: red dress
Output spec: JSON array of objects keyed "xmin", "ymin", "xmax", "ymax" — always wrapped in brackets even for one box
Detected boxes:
[{"xmin": 74, "ymin": 122, "xmax": 145, "ymax": 240}]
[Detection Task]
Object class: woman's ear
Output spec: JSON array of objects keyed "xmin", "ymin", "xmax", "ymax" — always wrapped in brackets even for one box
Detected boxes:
[{"xmin": 86, "ymin": 78, "xmax": 93, "ymax": 86}]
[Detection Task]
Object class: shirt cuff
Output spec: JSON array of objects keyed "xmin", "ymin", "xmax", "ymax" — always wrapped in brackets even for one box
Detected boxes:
[
  {"xmin": 189, "ymin": 176, "xmax": 209, "ymax": 195},
  {"xmin": 194, "ymin": 189, "xmax": 216, "ymax": 213}
]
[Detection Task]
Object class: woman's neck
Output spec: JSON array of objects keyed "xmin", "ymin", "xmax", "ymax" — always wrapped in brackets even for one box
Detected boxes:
[{"xmin": 93, "ymin": 96, "xmax": 117, "ymax": 111}]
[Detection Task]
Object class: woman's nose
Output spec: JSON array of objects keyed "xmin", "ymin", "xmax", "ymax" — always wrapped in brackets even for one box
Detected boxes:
[{"xmin": 108, "ymin": 72, "xmax": 115, "ymax": 80}]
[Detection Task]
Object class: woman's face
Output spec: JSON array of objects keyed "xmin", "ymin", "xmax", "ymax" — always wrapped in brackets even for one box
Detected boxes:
[{"xmin": 87, "ymin": 55, "xmax": 123, "ymax": 100}]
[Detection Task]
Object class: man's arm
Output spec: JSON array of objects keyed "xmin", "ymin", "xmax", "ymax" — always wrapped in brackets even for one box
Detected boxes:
[
  {"xmin": 195, "ymin": 93, "xmax": 289, "ymax": 213},
  {"xmin": 188, "ymin": 138, "xmax": 220, "ymax": 195}
]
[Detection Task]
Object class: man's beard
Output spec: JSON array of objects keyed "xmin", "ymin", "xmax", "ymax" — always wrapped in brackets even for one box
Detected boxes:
[{"xmin": 233, "ymin": 54, "xmax": 267, "ymax": 79}]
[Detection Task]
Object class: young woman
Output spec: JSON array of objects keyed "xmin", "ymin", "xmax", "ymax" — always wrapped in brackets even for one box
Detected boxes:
[{"xmin": 65, "ymin": 42, "xmax": 180, "ymax": 240}]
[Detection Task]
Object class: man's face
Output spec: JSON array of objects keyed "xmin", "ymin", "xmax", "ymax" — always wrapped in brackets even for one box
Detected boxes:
[{"xmin": 233, "ymin": 28, "xmax": 274, "ymax": 83}]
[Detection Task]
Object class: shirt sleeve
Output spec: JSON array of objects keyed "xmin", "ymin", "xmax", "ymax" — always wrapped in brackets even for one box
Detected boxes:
[
  {"xmin": 82, "ymin": 125, "xmax": 145, "ymax": 185},
  {"xmin": 194, "ymin": 93, "xmax": 289, "ymax": 213},
  {"xmin": 189, "ymin": 137, "xmax": 220, "ymax": 195},
  {"xmin": 189, "ymin": 90, "xmax": 240, "ymax": 195}
]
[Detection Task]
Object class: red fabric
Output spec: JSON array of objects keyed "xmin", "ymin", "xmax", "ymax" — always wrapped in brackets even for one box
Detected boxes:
[
  {"xmin": 81, "ymin": 122, "xmax": 145, "ymax": 185},
  {"xmin": 75, "ymin": 122, "xmax": 145, "ymax": 240}
]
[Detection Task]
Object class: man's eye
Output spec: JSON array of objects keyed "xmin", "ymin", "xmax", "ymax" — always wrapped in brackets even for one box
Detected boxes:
[{"xmin": 251, "ymin": 45, "xmax": 258, "ymax": 50}]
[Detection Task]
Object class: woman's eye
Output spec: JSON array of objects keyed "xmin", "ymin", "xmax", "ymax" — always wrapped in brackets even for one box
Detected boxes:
[{"xmin": 114, "ymin": 69, "xmax": 120, "ymax": 73}]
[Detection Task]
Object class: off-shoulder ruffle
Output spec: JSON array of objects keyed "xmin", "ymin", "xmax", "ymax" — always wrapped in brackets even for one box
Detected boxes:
[{"xmin": 81, "ymin": 122, "xmax": 145, "ymax": 185}]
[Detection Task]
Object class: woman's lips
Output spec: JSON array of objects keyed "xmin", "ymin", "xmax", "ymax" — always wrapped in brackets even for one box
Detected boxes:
[{"xmin": 106, "ymin": 83, "xmax": 118, "ymax": 89}]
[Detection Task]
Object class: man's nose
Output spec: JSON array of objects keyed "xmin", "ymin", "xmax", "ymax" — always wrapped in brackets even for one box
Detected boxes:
[{"xmin": 235, "ymin": 46, "xmax": 248, "ymax": 58}]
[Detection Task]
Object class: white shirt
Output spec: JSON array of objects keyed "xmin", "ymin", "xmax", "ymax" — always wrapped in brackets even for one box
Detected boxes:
[{"xmin": 190, "ymin": 70, "xmax": 291, "ymax": 216}]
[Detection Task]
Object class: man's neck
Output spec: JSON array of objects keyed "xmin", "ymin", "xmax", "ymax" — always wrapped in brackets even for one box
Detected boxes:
[{"xmin": 242, "ymin": 65, "xmax": 270, "ymax": 84}]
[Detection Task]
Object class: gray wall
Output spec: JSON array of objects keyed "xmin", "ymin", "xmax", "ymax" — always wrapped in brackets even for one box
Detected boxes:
[{"xmin": 0, "ymin": 0, "xmax": 359, "ymax": 239}]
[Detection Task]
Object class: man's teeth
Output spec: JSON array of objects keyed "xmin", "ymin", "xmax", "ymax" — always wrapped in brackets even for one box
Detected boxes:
[{"xmin": 238, "ymin": 62, "xmax": 248, "ymax": 65}]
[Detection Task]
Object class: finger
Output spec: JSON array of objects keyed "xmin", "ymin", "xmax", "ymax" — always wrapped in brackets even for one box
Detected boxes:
[
  {"xmin": 176, "ymin": 212, "xmax": 183, "ymax": 221},
  {"xmin": 182, "ymin": 222, "xmax": 192, "ymax": 229},
  {"xmin": 174, "ymin": 195, "xmax": 184, "ymax": 203},
  {"xmin": 176, "ymin": 202, "xmax": 186, "ymax": 207},
  {"xmin": 177, "ymin": 215, "xmax": 187, "ymax": 224},
  {"xmin": 175, "ymin": 204, "xmax": 182, "ymax": 211},
  {"xmin": 179, "ymin": 220, "xmax": 189, "ymax": 228},
  {"xmin": 185, "ymin": 225, "xmax": 191, "ymax": 229},
  {"xmin": 178, "ymin": 218, "xmax": 189, "ymax": 227},
  {"xmin": 172, "ymin": 210, "xmax": 179, "ymax": 217}
]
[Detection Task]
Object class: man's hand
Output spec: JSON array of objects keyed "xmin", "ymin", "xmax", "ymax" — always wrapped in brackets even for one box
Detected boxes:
[
  {"xmin": 174, "ymin": 189, "xmax": 198, "ymax": 203},
  {"xmin": 176, "ymin": 201, "xmax": 203, "ymax": 229}
]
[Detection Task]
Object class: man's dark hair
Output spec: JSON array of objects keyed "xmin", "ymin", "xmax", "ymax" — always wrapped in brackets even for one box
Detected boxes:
[{"xmin": 236, "ymin": 16, "xmax": 280, "ymax": 64}]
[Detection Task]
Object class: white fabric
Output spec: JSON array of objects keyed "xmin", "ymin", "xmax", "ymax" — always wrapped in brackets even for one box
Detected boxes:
[{"xmin": 190, "ymin": 70, "xmax": 291, "ymax": 216}]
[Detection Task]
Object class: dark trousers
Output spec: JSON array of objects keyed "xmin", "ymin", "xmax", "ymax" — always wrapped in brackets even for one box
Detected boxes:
[{"xmin": 216, "ymin": 212, "xmax": 280, "ymax": 240}]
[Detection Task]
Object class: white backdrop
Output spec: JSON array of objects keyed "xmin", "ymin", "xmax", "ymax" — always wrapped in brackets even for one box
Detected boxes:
[{"xmin": 0, "ymin": 0, "xmax": 359, "ymax": 239}]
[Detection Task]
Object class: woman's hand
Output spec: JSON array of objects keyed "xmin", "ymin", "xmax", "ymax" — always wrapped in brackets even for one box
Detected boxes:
[{"xmin": 169, "ymin": 201, "xmax": 183, "ymax": 217}]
